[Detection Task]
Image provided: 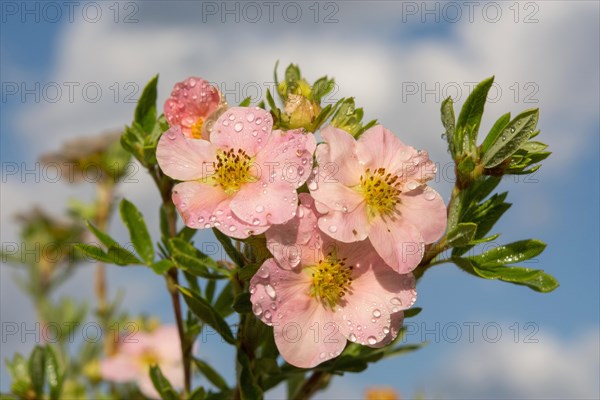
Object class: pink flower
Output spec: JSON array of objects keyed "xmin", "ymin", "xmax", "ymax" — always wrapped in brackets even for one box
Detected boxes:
[
  {"xmin": 164, "ymin": 77, "xmax": 225, "ymax": 140},
  {"xmin": 100, "ymin": 325, "xmax": 183, "ymax": 399},
  {"xmin": 156, "ymin": 107, "xmax": 316, "ymax": 239},
  {"xmin": 308, "ymin": 125, "xmax": 447, "ymax": 274},
  {"xmin": 251, "ymin": 194, "xmax": 416, "ymax": 368}
]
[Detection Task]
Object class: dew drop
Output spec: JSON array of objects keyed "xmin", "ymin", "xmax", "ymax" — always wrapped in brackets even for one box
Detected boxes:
[
  {"xmin": 383, "ymin": 327, "xmax": 390, "ymax": 335},
  {"xmin": 257, "ymin": 267, "xmax": 269, "ymax": 278},
  {"xmin": 251, "ymin": 129, "xmax": 258, "ymax": 137},
  {"xmin": 222, "ymin": 120, "xmax": 229, "ymax": 127},
  {"xmin": 264, "ymin": 310, "xmax": 272, "ymax": 320},
  {"xmin": 228, "ymin": 114, "xmax": 235, "ymax": 121},
  {"xmin": 203, "ymin": 223, "xmax": 211, "ymax": 229},
  {"xmin": 246, "ymin": 112, "xmax": 255, "ymax": 122},
  {"xmin": 252, "ymin": 218, "xmax": 261, "ymax": 226},
  {"xmin": 308, "ymin": 181, "xmax": 318, "ymax": 190},
  {"xmin": 424, "ymin": 190, "xmax": 436, "ymax": 201},
  {"xmin": 265, "ymin": 284, "xmax": 277, "ymax": 300},
  {"xmin": 197, "ymin": 216, "xmax": 205, "ymax": 223},
  {"xmin": 349, "ymin": 333, "xmax": 357, "ymax": 342},
  {"xmin": 510, "ymin": 126, "xmax": 516, "ymax": 133},
  {"xmin": 367, "ymin": 336, "xmax": 377, "ymax": 345},
  {"xmin": 228, "ymin": 225, "xmax": 237, "ymax": 232},
  {"xmin": 319, "ymin": 352, "xmax": 326, "ymax": 359},
  {"xmin": 328, "ymin": 225, "xmax": 338, "ymax": 233},
  {"xmin": 390, "ymin": 297, "xmax": 403, "ymax": 306},
  {"xmin": 255, "ymin": 205, "xmax": 265, "ymax": 213},
  {"xmin": 167, "ymin": 131, "xmax": 176, "ymax": 139},
  {"xmin": 407, "ymin": 181, "xmax": 418, "ymax": 190},
  {"xmin": 373, "ymin": 309, "xmax": 381, "ymax": 318},
  {"xmin": 252, "ymin": 303, "xmax": 262, "ymax": 316},
  {"xmin": 255, "ymin": 117, "xmax": 263, "ymax": 124},
  {"xmin": 234, "ymin": 122, "xmax": 244, "ymax": 132}
]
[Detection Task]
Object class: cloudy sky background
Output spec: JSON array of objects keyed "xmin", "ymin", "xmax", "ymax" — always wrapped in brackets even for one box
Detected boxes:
[{"xmin": 1, "ymin": 1, "xmax": 599, "ymax": 398}]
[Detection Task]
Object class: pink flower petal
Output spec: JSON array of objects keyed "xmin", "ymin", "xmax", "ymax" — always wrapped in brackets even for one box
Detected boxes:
[
  {"xmin": 250, "ymin": 259, "xmax": 346, "ymax": 368},
  {"xmin": 164, "ymin": 77, "xmax": 221, "ymax": 140},
  {"xmin": 172, "ymin": 181, "xmax": 228, "ymax": 229},
  {"xmin": 229, "ymin": 178, "xmax": 297, "ymax": 227},
  {"xmin": 149, "ymin": 326, "xmax": 182, "ymax": 363},
  {"xmin": 330, "ymin": 241, "xmax": 415, "ymax": 346},
  {"xmin": 316, "ymin": 202, "xmax": 370, "ymax": 243},
  {"xmin": 266, "ymin": 193, "xmax": 323, "ymax": 269},
  {"xmin": 399, "ymin": 186, "xmax": 447, "ymax": 243},
  {"xmin": 213, "ymin": 198, "xmax": 270, "ymax": 239},
  {"xmin": 315, "ymin": 125, "xmax": 363, "ymax": 186},
  {"xmin": 356, "ymin": 125, "xmax": 416, "ymax": 174},
  {"xmin": 309, "ymin": 178, "xmax": 365, "ymax": 216},
  {"xmin": 156, "ymin": 126, "xmax": 217, "ymax": 181},
  {"xmin": 369, "ymin": 217, "xmax": 425, "ymax": 274},
  {"xmin": 368, "ymin": 311, "xmax": 404, "ymax": 348},
  {"xmin": 210, "ymin": 107, "xmax": 273, "ymax": 156},
  {"xmin": 100, "ymin": 354, "xmax": 139, "ymax": 383},
  {"xmin": 255, "ymin": 128, "xmax": 316, "ymax": 189}
]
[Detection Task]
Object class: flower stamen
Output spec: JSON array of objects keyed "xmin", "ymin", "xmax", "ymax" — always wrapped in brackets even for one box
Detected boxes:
[
  {"xmin": 190, "ymin": 118, "xmax": 204, "ymax": 139},
  {"xmin": 309, "ymin": 253, "xmax": 353, "ymax": 310},
  {"xmin": 213, "ymin": 148, "xmax": 256, "ymax": 195},
  {"xmin": 359, "ymin": 168, "xmax": 401, "ymax": 219}
]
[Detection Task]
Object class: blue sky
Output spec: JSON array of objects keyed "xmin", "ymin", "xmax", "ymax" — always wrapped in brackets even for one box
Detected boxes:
[{"xmin": 1, "ymin": 1, "xmax": 599, "ymax": 398}]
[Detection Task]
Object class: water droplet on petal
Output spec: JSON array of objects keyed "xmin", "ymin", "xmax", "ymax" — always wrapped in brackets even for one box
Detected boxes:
[
  {"xmin": 255, "ymin": 205, "xmax": 265, "ymax": 213},
  {"xmin": 203, "ymin": 223, "xmax": 211, "ymax": 229},
  {"xmin": 391, "ymin": 297, "xmax": 402, "ymax": 306},
  {"xmin": 167, "ymin": 131, "xmax": 176, "ymax": 139},
  {"xmin": 349, "ymin": 333, "xmax": 357, "ymax": 342},
  {"xmin": 424, "ymin": 190, "xmax": 436, "ymax": 201},
  {"xmin": 255, "ymin": 117, "xmax": 263, "ymax": 124},
  {"xmin": 252, "ymin": 218, "xmax": 261, "ymax": 226},
  {"xmin": 367, "ymin": 336, "xmax": 377, "ymax": 345},
  {"xmin": 264, "ymin": 310, "xmax": 272, "ymax": 320},
  {"xmin": 257, "ymin": 267, "xmax": 269, "ymax": 278},
  {"xmin": 234, "ymin": 122, "xmax": 244, "ymax": 132},
  {"xmin": 265, "ymin": 284, "xmax": 277, "ymax": 300},
  {"xmin": 319, "ymin": 352, "xmax": 326, "ymax": 359},
  {"xmin": 228, "ymin": 225, "xmax": 237, "ymax": 232},
  {"xmin": 228, "ymin": 114, "xmax": 235, "ymax": 121},
  {"xmin": 383, "ymin": 327, "xmax": 390, "ymax": 334},
  {"xmin": 246, "ymin": 112, "xmax": 255, "ymax": 122},
  {"xmin": 197, "ymin": 216, "xmax": 205, "ymax": 223},
  {"xmin": 252, "ymin": 303, "xmax": 262, "ymax": 316},
  {"xmin": 328, "ymin": 225, "xmax": 338, "ymax": 233},
  {"xmin": 407, "ymin": 181, "xmax": 418, "ymax": 190},
  {"xmin": 373, "ymin": 309, "xmax": 381, "ymax": 318}
]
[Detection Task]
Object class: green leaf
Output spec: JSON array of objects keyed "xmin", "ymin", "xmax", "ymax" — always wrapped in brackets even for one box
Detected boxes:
[
  {"xmin": 120, "ymin": 199, "xmax": 154, "ymax": 264},
  {"xmin": 212, "ymin": 229, "xmax": 245, "ymax": 267},
  {"xmin": 232, "ymin": 292, "xmax": 252, "ymax": 314},
  {"xmin": 84, "ymin": 220, "xmax": 118, "ymax": 248},
  {"xmin": 76, "ymin": 243, "xmax": 113, "ymax": 263},
  {"xmin": 135, "ymin": 75, "xmax": 159, "ymax": 134},
  {"xmin": 482, "ymin": 108, "xmax": 539, "ymax": 168},
  {"xmin": 169, "ymin": 238, "xmax": 227, "ymax": 279},
  {"xmin": 403, "ymin": 307, "xmax": 423, "ymax": 319},
  {"xmin": 481, "ymin": 112, "xmax": 510, "ymax": 154},
  {"xmin": 285, "ymin": 63, "xmax": 301, "ymax": 84},
  {"xmin": 441, "ymin": 97, "xmax": 456, "ymax": 155},
  {"xmin": 447, "ymin": 223, "xmax": 478, "ymax": 247},
  {"xmin": 178, "ymin": 286, "xmax": 235, "ymax": 344},
  {"xmin": 28, "ymin": 346, "xmax": 45, "ymax": 397},
  {"xmin": 194, "ymin": 359, "xmax": 230, "ymax": 392},
  {"xmin": 312, "ymin": 76, "xmax": 335, "ymax": 104},
  {"xmin": 106, "ymin": 245, "xmax": 143, "ymax": 265},
  {"xmin": 150, "ymin": 259, "xmax": 172, "ymax": 275},
  {"xmin": 239, "ymin": 97, "xmax": 251, "ymax": 107},
  {"xmin": 471, "ymin": 239, "xmax": 546, "ymax": 267},
  {"xmin": 188, "ymin": 387, "xmax": 207, "ymax": 400},
  {"xmin": 213, "ymin": 281, "xmax": 235, "ymax": 318},
  {"xmin": 5, "ymin": 353, "xmax": 30, "ymax": 397},
  {"xmin": 237, "ymin": 263, "xmax": 261, "ymax": 281},
  {"xmin": 456, "ymin": 76, "xmax": 494, "ymax": 154},
  {"xmin": 149, "ymin": 365, "xmax": 180, "ymax": 400},
  {"xmin": 44, "ymin": 346, "xmax": 63, "ymax": 400},
  {"xmin": 236, "ymin": 350, "xmax": 262, "ymax": 400}
]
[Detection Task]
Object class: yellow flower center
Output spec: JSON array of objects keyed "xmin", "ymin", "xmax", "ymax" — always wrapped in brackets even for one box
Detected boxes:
[
  {"xmin": 359, "ymin": 168, "xmax": 401, "ymax": 219},
  {"xmin": 308, "ymin": 253, "xmax": 353, "ymax": 310},
  {"xmin": 190, "ymin": 118, "xmax": 204, "ymax": 139},
  {"xmin": 138, "ymin": 350, "xmax": 160, "ymax": 367},
  {"xmin": 213, "ymin": 148, "xmax": 256, "ymax": 195}
]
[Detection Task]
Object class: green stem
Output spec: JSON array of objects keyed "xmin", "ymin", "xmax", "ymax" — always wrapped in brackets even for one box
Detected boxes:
[
  {"xmin": 291, "ymin": 371, "xmax": 331, "ymax": 400},
  {"xmin": 152, "ymin": 167, "xmax": 192, "ymax": 395}
]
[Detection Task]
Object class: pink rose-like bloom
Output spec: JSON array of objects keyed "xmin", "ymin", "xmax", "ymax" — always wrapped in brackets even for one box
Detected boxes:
[
  {"xmin": 156, "ymin": 107, "xmax": 316, "ymax": 239},
  {"xmin": 100, "ymin": 326, "xmax": 183, "ymax": 399},
  {"xmin": 308, "ymin": 125, "xmax": 447, "ymax": 274},
  {"xmin": 251, "ymin": 193, "xmax": 416, "ymax": 368},
  {"xmin": 164, "ymin": 77, "xmax": 225, "ymax": 140}
]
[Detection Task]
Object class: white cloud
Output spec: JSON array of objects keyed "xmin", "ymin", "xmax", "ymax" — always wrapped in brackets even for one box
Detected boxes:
[{"xmin": 427, "ymin": 328, "xmax": 600, "ymax": 399}]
